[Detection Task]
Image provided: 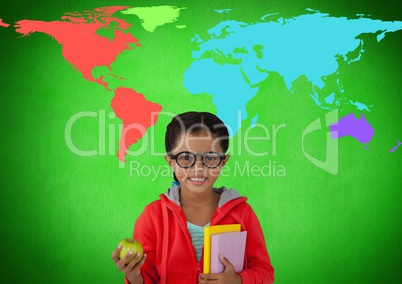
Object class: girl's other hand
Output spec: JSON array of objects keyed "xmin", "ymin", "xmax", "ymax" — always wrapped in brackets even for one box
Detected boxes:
[
  {"xmin": 199, "ymin": 255, "xmax": 242, "ymax": 284},
  {"xmin": 111, "ymin": 245, "xmax": 147, "ymax": 284}
]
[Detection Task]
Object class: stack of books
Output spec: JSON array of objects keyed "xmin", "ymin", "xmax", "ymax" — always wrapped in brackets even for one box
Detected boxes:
[{"xmin": 203, "ymin": 224, "xmax": 247, "ymax": 274}]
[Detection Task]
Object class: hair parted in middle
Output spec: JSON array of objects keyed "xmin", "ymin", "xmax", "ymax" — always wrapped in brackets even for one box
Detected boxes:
[{"xmin": 165, "ymin": 111, "xmax": 229, "ymax": 156}]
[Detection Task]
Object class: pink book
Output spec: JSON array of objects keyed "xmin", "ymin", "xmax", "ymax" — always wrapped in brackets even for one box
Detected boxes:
[{"xmin": 210, "ymin": 231, "xmax": 247, "ymax": 274}]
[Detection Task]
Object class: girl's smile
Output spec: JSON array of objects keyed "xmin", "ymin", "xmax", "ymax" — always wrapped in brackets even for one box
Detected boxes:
[
  {"xmin": 165, "ymin": 131, "xmax": 230, "ymax": 197},
  {"xmin": 188, "ymin": 177, "xmax": 207, "ymax": 186}
]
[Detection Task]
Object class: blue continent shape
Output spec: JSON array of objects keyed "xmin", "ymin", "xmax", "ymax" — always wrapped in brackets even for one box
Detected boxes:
[{"xmin": 183, "ymin": 9, "xmax": 402, "ymax": 135}]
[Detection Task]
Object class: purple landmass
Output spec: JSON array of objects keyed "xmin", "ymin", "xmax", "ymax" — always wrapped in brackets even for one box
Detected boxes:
[
  {"xmin": 329, "ymin": 113, "xmax": 374, "ymax": 144},
  {"xmin": 389, "ymin": 140, "xmax": 401, "ymax": 153}
]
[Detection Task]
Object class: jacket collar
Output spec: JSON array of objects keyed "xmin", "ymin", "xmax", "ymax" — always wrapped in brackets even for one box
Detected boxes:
[{"xmin": 160, "ymin": 185, "xmax": 246, "ymax": 211}]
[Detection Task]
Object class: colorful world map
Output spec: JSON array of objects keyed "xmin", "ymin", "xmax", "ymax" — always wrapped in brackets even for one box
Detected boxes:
[
  {"xmin": 1, "ymin": 5, "xmax": 401, "ymax": 160},
  {"xmin": 1, "ymin": 2, "xmax": 401, "ymax": 283}
]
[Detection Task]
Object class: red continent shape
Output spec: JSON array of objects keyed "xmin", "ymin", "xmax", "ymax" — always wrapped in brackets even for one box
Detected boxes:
[
  {"xmin": 14, "ymin": 6, "xmax": 140, "ymax": 89},
  {"xmin": 11, "ymin": 7, "xmax": 163, "ymax": 161},
  {"xmin": 0, "ymin": 19, "xmax": 10, "ymax": 28},
  {"xmin": 111, "ymin": 87, "xmax": 163, "ymax": 161}
]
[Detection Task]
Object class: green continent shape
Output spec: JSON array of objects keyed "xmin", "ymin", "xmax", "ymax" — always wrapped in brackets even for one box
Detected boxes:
[{"xmin": 121, "ymin": 5, "xmax": 186, "ymax": 32}]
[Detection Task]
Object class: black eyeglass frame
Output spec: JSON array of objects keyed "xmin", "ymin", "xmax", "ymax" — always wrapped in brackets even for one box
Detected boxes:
[{"xmin": 169, "ymin": 151, "xmax": 227, "ymax": 169}]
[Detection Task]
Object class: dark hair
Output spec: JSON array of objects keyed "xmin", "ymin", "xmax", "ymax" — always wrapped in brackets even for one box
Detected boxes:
[{"xmin": 165, "ymin": 112, "xmax": 229, "ymax": 181}]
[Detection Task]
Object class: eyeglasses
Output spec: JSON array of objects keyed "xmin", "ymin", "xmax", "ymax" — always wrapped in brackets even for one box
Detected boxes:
[{"xmin": 169, "ymin": 151, "xmax": 226, "ymax": 169}]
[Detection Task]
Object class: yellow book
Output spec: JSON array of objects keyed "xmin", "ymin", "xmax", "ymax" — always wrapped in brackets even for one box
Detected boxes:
[{"xmin": 203, "ymin": 224, "xmax": 241, "ymax": 274}]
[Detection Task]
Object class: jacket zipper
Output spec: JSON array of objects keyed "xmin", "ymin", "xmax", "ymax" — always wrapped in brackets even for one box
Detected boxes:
[
  {"xmin": 176, "ymin": 210, "xmax": 202, "ymax": 283},
  {"xmin": 196, "ymin": 262, "xmax": 201, "ymax": 283}
]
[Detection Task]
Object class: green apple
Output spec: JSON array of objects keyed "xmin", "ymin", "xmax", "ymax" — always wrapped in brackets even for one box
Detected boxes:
[{"xmin": 118, "ymin": 238, "xmax": 144, "ymax": 264}]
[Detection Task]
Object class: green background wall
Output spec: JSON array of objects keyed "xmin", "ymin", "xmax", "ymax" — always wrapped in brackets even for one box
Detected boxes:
[{"xmin": 0, "ymin": 0, "xmax": 401, "ymax": 283}]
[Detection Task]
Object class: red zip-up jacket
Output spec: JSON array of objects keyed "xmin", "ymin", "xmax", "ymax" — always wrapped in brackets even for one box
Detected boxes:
[{"xmin": 124, "ymin": 186, "xmax": 274, "ymax": 284}]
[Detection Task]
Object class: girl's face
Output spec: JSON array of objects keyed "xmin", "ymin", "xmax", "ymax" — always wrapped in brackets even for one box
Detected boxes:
[{"xmin": 165, "ymin": 131, "xmax": 230, "ymax": 195}]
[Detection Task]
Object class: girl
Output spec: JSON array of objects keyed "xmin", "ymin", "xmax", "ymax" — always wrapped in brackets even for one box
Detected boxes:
[{"xmin": 111, "ymin": 111, "xmax": 275, "ymax": 284}]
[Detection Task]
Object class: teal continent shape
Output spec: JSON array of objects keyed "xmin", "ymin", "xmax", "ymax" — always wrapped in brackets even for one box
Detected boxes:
[{"xmin": 183, "ymin": 9, "xmax": 402, "ymax": 136}]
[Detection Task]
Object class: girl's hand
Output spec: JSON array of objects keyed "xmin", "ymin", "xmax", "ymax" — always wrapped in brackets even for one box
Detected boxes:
[
  {"xmin": 199, "ymin": 255, "xmax": 242, "ymax": 284},
  {"xmin": 111, "ymin": 245, "xmax": 147, "ymax": 284}
]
